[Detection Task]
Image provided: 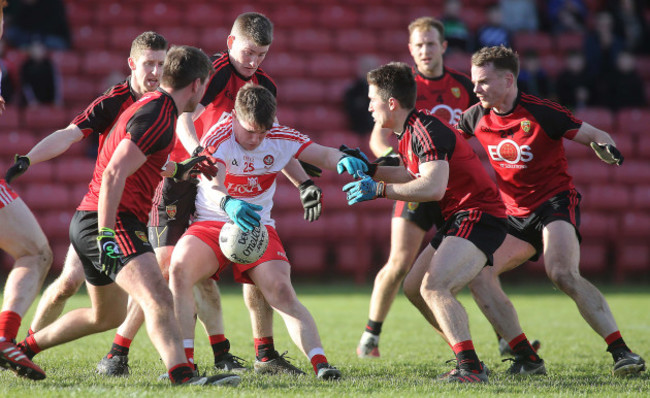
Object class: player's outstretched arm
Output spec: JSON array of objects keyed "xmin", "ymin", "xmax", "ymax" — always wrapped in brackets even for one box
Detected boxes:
[
  {"xmin": 297, "ymin": 142, "xmax": 371, "ymax": 177},
  {"xmin": 175, "ymin": 108, "xmax": 204, "ymax": 155},
  {"xmin": 572, "ymin": 122, "xmax": 624, "ymax": 165}
]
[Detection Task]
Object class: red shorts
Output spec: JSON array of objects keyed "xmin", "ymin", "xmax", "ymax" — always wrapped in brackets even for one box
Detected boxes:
[
  {"xmin": 0, "ymin": 179, "xmax": 19, "ymax": 209},
  {"xmin": 183, "ymin": 221, "xmax": 288, "ymax": 284}
]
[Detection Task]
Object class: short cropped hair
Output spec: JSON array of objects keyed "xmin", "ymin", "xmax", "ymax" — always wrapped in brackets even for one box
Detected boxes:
[
  {"xmin": 162, "ymin": 46, "xmax": 213, "ymax": 90},
  {"xmin": 471, "ymin": 45, "xmax": 520, "ymax": 78},
  {"xmin": 234, "ymin": 83, "xmax": 277, "ymax": 131},
  {"xmin": 231, "ymin": 12, "xmax": 274, "ymax": 46},
  {"xmin": 408, "ymin": 17, "xmax": 445, "ymax": 42},
  {"xmin": 367, "ymin": 62, "xmax": 416, "ymax": 110},
  {"xmin": 130, "ymin": 31, "xmax": 168, "ymax": 59}
]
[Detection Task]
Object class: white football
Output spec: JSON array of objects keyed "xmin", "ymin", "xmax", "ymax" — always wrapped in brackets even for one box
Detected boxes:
[{"xmin": 219, "ymin": 222, "xmax": 269, "ymax": 264}]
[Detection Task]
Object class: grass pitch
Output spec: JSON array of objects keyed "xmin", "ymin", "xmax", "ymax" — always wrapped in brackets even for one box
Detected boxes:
[{"xmin": 1, "ymin": 282, "xmax": 648, "ymax": 397}]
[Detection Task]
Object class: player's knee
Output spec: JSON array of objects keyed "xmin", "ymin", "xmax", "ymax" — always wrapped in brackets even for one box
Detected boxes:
[
  {"xmin": 402, "ymin": 276, "xmax": 421, "ymax": 303},
  {"xmin": 546, "ymin": 266, "xmax": 579, "ymax": 293},
  {"xmin": 263, "ymin": 282, "xmax": 295, "ymax": 308}
]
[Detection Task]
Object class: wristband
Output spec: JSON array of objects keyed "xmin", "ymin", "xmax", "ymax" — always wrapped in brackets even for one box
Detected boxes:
[{"xmin": 220, "ymin": 195, "xmax": 232, "ymax": 211}]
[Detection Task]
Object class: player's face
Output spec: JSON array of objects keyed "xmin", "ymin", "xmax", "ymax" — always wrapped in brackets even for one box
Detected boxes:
[
  {"xmin": 185, "ymin": 78, "xmax": 209, "ymax": 112},
  {"xmin": 368, "ymin": 84, "xmax": 392, "ymax": 129},
  {"xmin": 471, "ymin": 63, "xmax": 510, "ymax": 110},
  {"xmin": 130, "ymin": 49, "xmax": 166, "ymax": 95},
  {"xmin": 408, "ymin": 28, "xmax": 446, "ymax": 78},
  {"xmin": 228, "ymin": 35, "xmax": 270, "ymax": 78},
  {"xmin": 233, "ymin": 111, "xmax": 268, "ymax": 151}
]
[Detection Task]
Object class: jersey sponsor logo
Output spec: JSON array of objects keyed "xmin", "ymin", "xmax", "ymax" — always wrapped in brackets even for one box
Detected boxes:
[
  {"xmin": 232, "ymin": 159, "xmax": 239, "ymax": 166},
  {"xmin": 451, "ymin": 87, "xmax": 461, "ymax": 98},
  {"xmin": 166, "ymin": 204, "xmax": 177, "ymax": 220},
  {"xmin": 135, "ymin": 231, "xmax": 149, "ymax": 243},
  {"xmin": 521, "ymin": 120, "xmax": 531, "ymax": 134},
  {"xmin": 429, "ymin": 104, "xmax": 463, "ymax": 125},
  {"xmin": 225, "ymin": 173, "xmax": 276, "ymax": 198},
  {"xmin": 487, "ymin": 139, "xmax": 533, "ymax": 165},
  {"xmin": 263, "ymin": 154, "xmax": 274, "ymax": 166}
]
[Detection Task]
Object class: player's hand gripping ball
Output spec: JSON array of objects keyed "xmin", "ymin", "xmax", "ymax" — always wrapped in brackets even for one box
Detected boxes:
[{"xmin": 219, "ymin": 221, "xmax": 269, "ymax": 264}]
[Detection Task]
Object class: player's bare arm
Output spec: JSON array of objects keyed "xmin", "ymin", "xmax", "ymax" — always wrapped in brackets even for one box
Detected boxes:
[
  {"xmin": 97, "ymin": 139, "xmax": 147, "ymax": 230},
  {"xmin": 572, "ymin": 122, "xmax": 623, "ymax": 165},
  {"xmin": 369, "ymin": 123, "xmax": 395, "ymax": 158},
  {"xmin": 281, "ymin": 157, "xmax": 311, "ymax": 187},
  {"xmin": 383, "ymin": 160, "xmax": 448, "ymax": 202},
  {"xmin": 25, "ymin": 124, "xmax": 85, "ymax": 165},
  {"xmin": 176, "ymin": 110, "xmax": 203, "ymax": 154}
]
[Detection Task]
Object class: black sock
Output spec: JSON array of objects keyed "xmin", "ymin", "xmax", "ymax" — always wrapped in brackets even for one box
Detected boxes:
[
  {"xmin": 365, "ymin": 320, "xmax": 383, "ymax": 336},
  {"xmin": 607, "ymin": 337, "xmax": 631, "ymax": 360},
  {"xmin": 512, "ymin": 340, "xmax": 541, "ymax": 362},
  {"xmin": 169, "ymin": 364, "xmax": 195, "ymax": 384},
  {"xmin": 212, "ymin": 339, "xmax": 230, "ymax": 360},
  {"xmin": 256, "ymin": 344, "xmax": 277, "ymax": 361},
  {"xmin": 456, "ymin": 350, "xmax": 482, "ymax": 373},
  {"xmin": 108, "ymin": 343, "xmax": 129, "ymax": 358}
]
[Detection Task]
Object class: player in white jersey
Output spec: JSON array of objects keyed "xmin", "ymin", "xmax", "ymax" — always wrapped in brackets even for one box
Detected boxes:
[{"xmin": 168, "ymin": 83, "xmax": 369, "ymax": 380}]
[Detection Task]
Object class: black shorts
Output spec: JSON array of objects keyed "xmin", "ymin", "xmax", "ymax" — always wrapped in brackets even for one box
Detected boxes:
[
  {"xmin": 70, "ymin": 210, "xmax": 154, "ymax": 286},
  {"xmin": 147, "ymin": 178, "xmax": 197, "ymax": 248},
  {"xmin": 429, "ymin": 210, "xmax": 507, "ymax": 266},
  {"xmin": 392, "ymin": 200, "xmax": 444, "ymax": 231},
  {"xmin": 507, "ymin": 189, "xmax": 582, "ymax": 262}
]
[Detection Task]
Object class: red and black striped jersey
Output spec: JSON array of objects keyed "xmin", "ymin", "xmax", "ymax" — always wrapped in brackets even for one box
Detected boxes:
[
  {"xmin": 169, "ymin": 51, "xmax": 277, "ymax": 162},
  {"xmin": 78, "ymin": 89, "xmax": 178, "ymax": 223},
  {"xmin": 70, "ymin": 78, "xmax": 137, "ymax": 153},
  {"xmin": 398, "ymin": 110, "xmax": 505, "ymax": 220},
  {"xmin": 456, "ymin": 91, "xmax": 582, "ymax": 217},
  {"xmin": 414, "ymin": 67, "xmax": 478, "ymax": 125}
]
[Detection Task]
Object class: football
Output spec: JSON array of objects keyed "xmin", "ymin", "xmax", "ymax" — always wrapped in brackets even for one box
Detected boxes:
[{"xmin": 219, "ymin": 222, "xmax": 269, "ymax": 264}]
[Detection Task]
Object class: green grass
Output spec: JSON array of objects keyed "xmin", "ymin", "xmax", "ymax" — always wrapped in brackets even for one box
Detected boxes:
[{"xmin": 1, "ymin": 282, "xmax": 649, "ymax": 397}]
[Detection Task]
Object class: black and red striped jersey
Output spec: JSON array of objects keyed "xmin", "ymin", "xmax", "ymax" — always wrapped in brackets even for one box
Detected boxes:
[
  {"xmin": 169, "ymin": 51, "xmax": 277, "ymax": 162},
  {"xmin": 78, "ymin": 89, "xmax": 178, "ymax": 223},
  {"xmin": 398, "ymin": 110, "xmax": 505, "ymax": 220},
  {"xmin": 70, "ymin": 78, "xmax": 137, "ymax": 152},
  {"xmin": 414, "ymin": 67, "xmax": 478, "ymax": 125},
  {"xmin": 456, "ymin": 91, "xmax": 583, "ymax": 217}
]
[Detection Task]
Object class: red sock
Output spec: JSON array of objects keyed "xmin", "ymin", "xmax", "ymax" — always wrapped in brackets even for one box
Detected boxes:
[
  {"xmin": 254, "ymin": 336, "xmax": 274, "ymax": 360},
  {"xmin": 452, "ymin": 340, "xmax": 475, "ymax": 355},
  {"xmin": 508, "ymin": 333, "xmax": 528, "ymax": 350},
  {"xmin": 605, "ymin": 331, "xmax": 622, "ymax": 345},
  {"xmin": 184, "ymin": 347, "xmax": 195, "ymax": 365},
  {"xmin": 209, "ymin": 334, "xmax": 226, "ymax": 345},
  {"xmin": 168, "ymin": 363, "xmax": 194, "ymax": 384},
  {"xmin": 310, "ymin": 354, "xmax": 327, "ymax": 373},
  {"xmin": 0, "ymin": 311, "xmax": 21, "ymax": 341},
  {"xmin": 25, "ymin": 334, "xmax": 43, "ymax": 355}
]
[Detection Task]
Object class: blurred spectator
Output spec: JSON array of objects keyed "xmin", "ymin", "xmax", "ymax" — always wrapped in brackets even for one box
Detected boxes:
[
  {"xmin": 604, "ymin": 50, "xmax": 646, "ymax": 110},
  {"xmin": 544, "ymin": 0, "xmax": 588, "ymax": 33},
  {"xmin": 343, "ymin": 55, "xmax": 380, "ymax": 136},
  {"xmin": 517, "ymin": 50, "xmax": 552, "ymax": 99},
  {"xmin": 475, "ymin": 4, "xmax": 512, "ymax": 50},
  {"xmin": 607, "ymin": 0, "xmax": 650, "ymax": 54},
  {"xmin": 0, "ymin": 38, "xmax": 16, "ymax": 105},
  {"xmin": 584, "ymin": 12, "xmax": 625, "ymax": 80},
  {"xmin": 500, "ymin": 0, "xmax": 539, "ymax": 32},
  {"xmin": 439, "ymin": 0, "xmax": 471, "ymax": 53},
  {"xmin": 19, "ymin": 41, "xmax": 61, "ymax": 107},
  {"xmin": 0, "ymin": 0, "xmax": 7, "ymax": 114},
  {"xmin": 555, "ymin": 51, "xmax": 593, "ymax": 110},
  {"xmin": 4, "ymin": 0, "xmax": 71, "ymax": 50}
]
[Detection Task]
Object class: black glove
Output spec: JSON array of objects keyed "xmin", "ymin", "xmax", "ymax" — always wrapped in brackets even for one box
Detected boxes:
[
  {"xmin": 299, "ymin": 160, "xmax": 322, "ymax": 178},
  {"xmin": 298, "ymin": 179, "xmax": 322, "ymax": 222},
  {"xmin": 590, "ymin": 143, "xmax": 624, "ymax": 166},
  {"xmin": 339, "ymin": 145, "xmax": 377, "ymax": 177},
  {"xmin": 373, "ymin": 154, "xmax": 401, "ymax": 167},
  {"xmin": 97, "ymin": 227, "xmax": 122, "ymax": 277},
  {"xmin": 5, "ymin": 154, "xmax": 30, "ymax": 183},
  {"xmin": 170, "ymin": 154, "xmax": 217, "ymax": 184}
]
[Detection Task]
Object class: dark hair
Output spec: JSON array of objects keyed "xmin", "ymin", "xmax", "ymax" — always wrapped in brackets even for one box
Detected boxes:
[
  {"xmin": 130, "ymin": 31, "xmax": 168, "ymax": 59},
  {"xmin": 162, "ymin": 46, "xmax": 213, "ymax": 90},
  {"xmin": 235, "ymin": 83, "xmax": 277, "ymax": 131},
  {"xmin": 232, "ymin": 12, "xmax": 274, "ymax": 46},
  {"xmin": 366, "ymin": 62, "xmax": 416, "ymax": 110},
  {"xmin": 408, "ymin": 17, "xmax": 445, "ymax": 42},
  {"xmin": 471, "ymin": 45, "xmax": 520, "ymax": 78}
]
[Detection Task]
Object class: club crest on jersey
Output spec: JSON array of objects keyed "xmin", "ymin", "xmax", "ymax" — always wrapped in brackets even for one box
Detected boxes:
[
  {"xmin": 135, "ymin": 231, "xmax": 149, "ymax": 243},
  {"xmin": 263, "ymin": 154, "xmax": 274, "ymax": 166},
  {"xmin": 407, "ymin": 202, "xmax": 419, "ymax": 211},
  {"xmin": 166, "ymin": 205, "xmax": 177, "ymax": 220},
  {"xmin": 521, "ymin": 120, "xmax": 531, "ymax": 134},
  {"xmin": 451, "ymin": 87, "xmax": 461, "ymax": 98}
]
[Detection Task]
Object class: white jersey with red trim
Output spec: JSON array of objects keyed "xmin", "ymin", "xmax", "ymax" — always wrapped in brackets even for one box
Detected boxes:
[{"xmin": 196, "ymin": 115, "xmax": 312, "ymax": 227}]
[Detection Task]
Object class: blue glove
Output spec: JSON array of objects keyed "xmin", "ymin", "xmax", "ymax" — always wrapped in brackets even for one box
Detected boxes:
[
  {"xmin": 342, "ymin": 171, "xmax": 386, "ymax": 205},
  {"xmin": 220, "ymin": 196, "xmax": 263, "ymax": 232},
  {"xmin": 336, "ymin": 156, "xmax": 368, "ymax": 176},
  {"xmin": 96, "ymin": 227, "xmax": 123, "ymax": 277}
]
